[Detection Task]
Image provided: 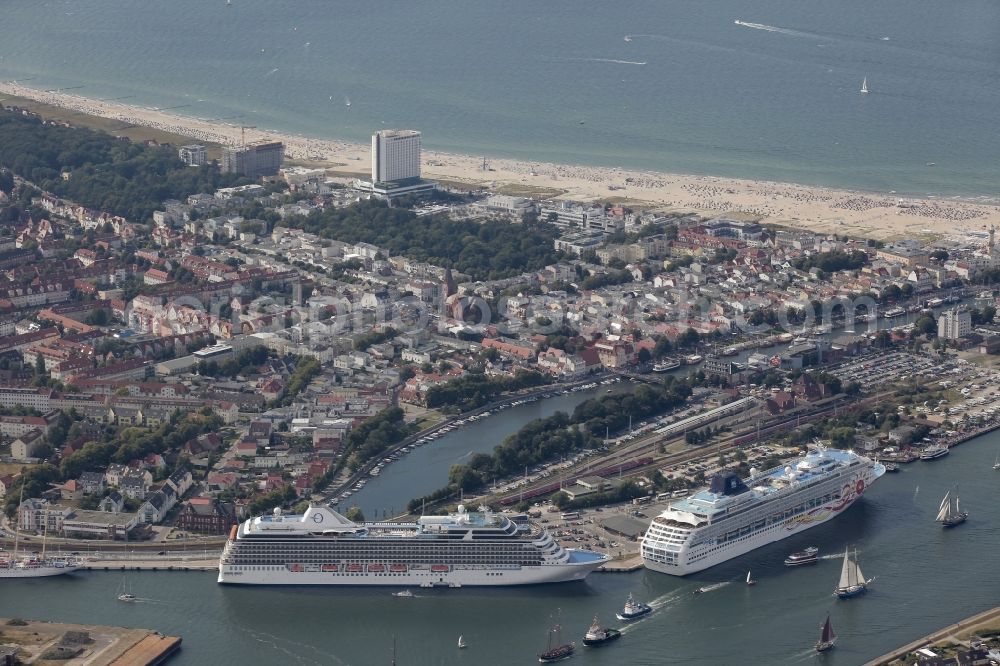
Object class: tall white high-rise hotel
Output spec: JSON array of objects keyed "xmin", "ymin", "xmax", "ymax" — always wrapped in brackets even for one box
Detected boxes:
[{"xmin": 371, "ymin": 130, "xmax": 421, "ymax": 183}]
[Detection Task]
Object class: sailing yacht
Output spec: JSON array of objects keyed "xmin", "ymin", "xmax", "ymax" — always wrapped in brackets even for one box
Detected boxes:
[
  {"xmin": 993, "ymin": 452, "xmax": 1000, "ymax": 471},
  {"xmin": 834, "ymin": 547, "xmax": 871, "ymax": 599},
  {"xmin": 457, "ymin": 635, "xmax": 467, "ymax": 649},
  {"xmin": 936, "ymin": 488, "xmax": 968, "ymax": 527},
  {"xmin": 815, "ymin": 615, "xmax": 837, "ymax": 652},
  {"xmin": 118, "ymin": 534, "xmax": 137, "ymax": 602},
  {"xmin": 860, "ymin": 77, "xmax": 870, "ymax": 94},
  {"xmin": 746, "ymin": 570, "xmax": 756, "ymax": 586}
]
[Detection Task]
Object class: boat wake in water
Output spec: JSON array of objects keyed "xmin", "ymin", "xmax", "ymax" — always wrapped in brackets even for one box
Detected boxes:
[
  {"xmin": 556, "ymin": 57, "xmax": 647, "ymax": 66},
  {"xmin": 238, "ymin": 626, "xmax": 348, "ymax": 666},
  {"xmin": 694, "ymin": 582, "xmax": 730, "ymax": 594},
  {"xmin": 733, "ymin": 19, "xmax": 817, "ymax": 39}
]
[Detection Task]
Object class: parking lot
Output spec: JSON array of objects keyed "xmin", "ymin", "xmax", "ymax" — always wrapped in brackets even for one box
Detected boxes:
[{"xmin": 831, "ymin": 351, "xmax": 941, "ymax": 388}]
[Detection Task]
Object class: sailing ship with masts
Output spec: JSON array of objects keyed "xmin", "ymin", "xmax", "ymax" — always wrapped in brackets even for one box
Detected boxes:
[
  {"xmin": 834, "ymin": 547, "xmax": 872, "ymax": 599},
  {"xmin": 538, "ymin": 623, "xmax": 574, "ymax": 663},
  {"xmin": 1, "ymin": 488, "xmax": 81, "ymax": 579},
  {"xmin": 936, "ymin": 487, "xmax": 968, "ymax": 527}
]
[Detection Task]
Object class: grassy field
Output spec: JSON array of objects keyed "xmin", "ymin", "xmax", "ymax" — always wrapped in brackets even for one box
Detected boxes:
[{"xmin": 0, "ymin": 462, "xmax": 35, "ymax": 476}]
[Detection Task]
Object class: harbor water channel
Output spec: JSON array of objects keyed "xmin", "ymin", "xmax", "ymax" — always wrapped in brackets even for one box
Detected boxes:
[
  {"xmin": 341, "ymin": 380, "xmax": 637, "ymax": 520},
  {"xmin": 4, "ymin": 391, "xmax": 1000, "ymax": 664}
]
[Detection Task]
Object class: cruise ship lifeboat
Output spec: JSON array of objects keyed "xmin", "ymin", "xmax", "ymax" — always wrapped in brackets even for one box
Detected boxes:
[
  {"xmin": 431, "ymin": 564, "xmax": 450, "ymax": 573},
  {"xmin": 321, "ymin": 564, "xmax": 339, "ymax": 572},
  {"xmin": 367, "ymin": 564, "xmax": 386, "ymax": 573},
  {"xmin": 390, "ymin": 564, "xmax": 407, "ymax": 573},
  {"xmin": 346, "ymin": 563, "xmax": 363, "ymax": 573},
  {"xmin": 289, "ymin": 563, "xmax": 304, "ymax": 573}
]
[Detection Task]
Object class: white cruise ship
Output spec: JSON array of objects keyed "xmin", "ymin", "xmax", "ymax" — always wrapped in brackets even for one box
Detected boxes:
[
  {"xmin": 218, "ymin": 504, "xmax": 607, "ymax": 586},
  {"xmin": 641, "ymin": 448, "xmax": 885, "ymax": 576}
]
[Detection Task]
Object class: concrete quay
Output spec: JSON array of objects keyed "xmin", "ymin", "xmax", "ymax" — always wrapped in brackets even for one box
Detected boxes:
[
  {"xmin": 862, "ymin": 605, "xmax": 1000, "ymax": 666},
  {"xmin": 597, "ymin": 554, "xmax": 644, "ymax": 572}
]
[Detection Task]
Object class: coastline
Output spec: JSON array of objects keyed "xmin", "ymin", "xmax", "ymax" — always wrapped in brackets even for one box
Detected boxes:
[{"xmin": 3, "ymin": 81, "xmax": 1000, "ymax": 241}]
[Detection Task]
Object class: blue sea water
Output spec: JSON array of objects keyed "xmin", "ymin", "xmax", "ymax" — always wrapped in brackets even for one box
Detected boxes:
[{"xmin": 2, "ymin": 0, "xmax": 999, "ymax": 197}]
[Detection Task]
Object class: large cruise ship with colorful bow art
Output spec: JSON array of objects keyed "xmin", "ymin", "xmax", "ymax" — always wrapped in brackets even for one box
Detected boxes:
[
  {"xmin": 218, "ymin": 504, "xmax": 607, "ymax": 586},
  {"xmin": 641, "ymin": 447, "xmax": 884, "ymax": 576}
]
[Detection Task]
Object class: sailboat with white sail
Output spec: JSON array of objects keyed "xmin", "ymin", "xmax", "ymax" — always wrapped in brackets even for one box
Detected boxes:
[
  {"xmin": 860, "ymin": 77, "xmax": 869, "ymax": 94},
  {"xmin": 118, "ymin": 532, "xmax": 136, "ymax": 602},
  {"xmin": 936, "ymin": 487, "xmax": 968, "ymax": 527},
  {"xmin": 834, "ymin": 547, "xmax": 871, "ymax": 599},
  {"xmin": 815, "ymin": 614, "xmax": 837, "ymax": 652},
  {"xmin": 993, "ymin": 452, "xmax": 999, "ymax": 471}
]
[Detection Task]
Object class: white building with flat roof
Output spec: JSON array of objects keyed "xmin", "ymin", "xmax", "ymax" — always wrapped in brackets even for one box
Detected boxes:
[
  {"xmin": 372, "ymin": 130, "xmax": 421, "ymax": 183},
  {"xmin": 178, "ymin": 144, "xmax": 208, "ymax": 167},
  {"xmin": 938, "ymin": 307, "xmax": 971, "ymax": 340}
]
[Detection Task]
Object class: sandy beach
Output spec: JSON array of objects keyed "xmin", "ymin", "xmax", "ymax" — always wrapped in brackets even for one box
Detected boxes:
[{"xmin": 3, "ymin": 81, "xmax": 998, "ymax": 242}]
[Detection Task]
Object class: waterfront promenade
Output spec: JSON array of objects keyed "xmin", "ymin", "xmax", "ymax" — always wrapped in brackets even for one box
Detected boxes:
[{"xmin": 862, "ymin": 606, "xmax": 1000, "ymax": 666}]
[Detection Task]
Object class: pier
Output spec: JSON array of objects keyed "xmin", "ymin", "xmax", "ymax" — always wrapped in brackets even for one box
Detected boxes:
[
  {"xmin": 0, "ymin": 618, "xmax": 181, "ymax": 665},
  {"xmin": 862, "ymin": 606, "xmax": 1000, "ymax": 666}
]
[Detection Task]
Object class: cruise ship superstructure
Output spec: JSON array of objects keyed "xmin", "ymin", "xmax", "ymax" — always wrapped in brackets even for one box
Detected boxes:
[
  {"xmin": 218, "ymin": 504, "xmax": 607, "ymax": 586},
  {"xmin": 641, "ymin": 448, "xmax": 884, "ymax": 575}
]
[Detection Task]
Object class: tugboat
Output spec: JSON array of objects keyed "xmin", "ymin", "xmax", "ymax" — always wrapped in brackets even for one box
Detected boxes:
[
  {"xmin": 815, "ymin": 614, "xmax": 837, "ymax": 652},
  {"xmin": 615, "ymin": 593, "xmax": 652, "ymax": 621},
  {"xmin": 538, "ymin": 624, "xmax": 574, "ymax": 663},
  {"xmin": 582, "ymin": 616, "xmax": 621, "ymax": 647},
  {"xmin": 784, "ymin": 546, "xmax": 819, "ymax": 567},
  {"xmin": 936, "ymin": 487, "xmax": 968, "ymax": 527}
]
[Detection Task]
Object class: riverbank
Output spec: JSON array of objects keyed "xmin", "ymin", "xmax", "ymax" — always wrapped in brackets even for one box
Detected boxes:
[
  {"xmin": 862, "ymin": 606, "xmax": 1000, "ymax": 666},
  {"xmin": 0, "ymin": 617, "xmax": 181, "ymax": 665},
  {"xmin": 3, "ymin": 82, "xmax": 999, "ymax": 242}
]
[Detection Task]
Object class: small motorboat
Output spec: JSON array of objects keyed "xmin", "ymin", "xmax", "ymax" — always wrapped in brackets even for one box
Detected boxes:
[
  {"xmin": 883, "ymin": 462, "xmax": 900, "ymax": 473},
  {"xmin": 117, "ymin": 593, "xmax": 137, "ymax": 602},
  {"xmin": 615, "ymin": 593, "xmax": 652, "ymax": 621},
  {"xmin": 391, "ymin": 590, "xmax": 414, "ymax": 598},
  {"xmin": 784, "ymin": 546, "xmax": 819, "ymax": 567},
  {"xmin": 582, "ymin": 616, "xmax": 621, "ymax": 647}
]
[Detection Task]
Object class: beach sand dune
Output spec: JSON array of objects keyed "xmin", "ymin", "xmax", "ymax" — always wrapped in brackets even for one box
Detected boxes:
[{"xmin": 2, "ymin": 81, "xmax": 998, "ymax": 242}]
